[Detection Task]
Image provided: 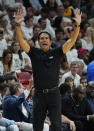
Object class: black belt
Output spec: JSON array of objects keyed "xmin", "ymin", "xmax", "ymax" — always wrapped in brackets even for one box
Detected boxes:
[{"xmin": 35, "ymin": 86, "xmax": 58, "ymax": 94}]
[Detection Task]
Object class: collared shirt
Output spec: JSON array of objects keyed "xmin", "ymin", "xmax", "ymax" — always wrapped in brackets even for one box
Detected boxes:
[{"xmin": 61, "ymin": 71, "xmax": 80, "ymax": 87}]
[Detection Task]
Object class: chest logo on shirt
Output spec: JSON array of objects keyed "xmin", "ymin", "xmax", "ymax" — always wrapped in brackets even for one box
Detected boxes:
[{"xmin": 49, "ymin": 56, "xmax": 54, "ymax": 59}]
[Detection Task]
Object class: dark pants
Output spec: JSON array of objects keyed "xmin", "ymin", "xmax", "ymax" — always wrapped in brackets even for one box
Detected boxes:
[{"xmin": 33, "ymin": 88, "xmax": 62, "ymax": 131}]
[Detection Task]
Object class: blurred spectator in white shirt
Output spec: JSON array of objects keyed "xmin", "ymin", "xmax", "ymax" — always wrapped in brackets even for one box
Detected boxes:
[
  {"xmin": 61, "ymin": 61, "xmax": 80, "ymax": 87},
  {"xmin": 21, "ymin": 16, "xmax": 33, "ymax": 40},
  {"xmin": 0, "ymin": 28, "xmax": 7, "ymax": 57}
]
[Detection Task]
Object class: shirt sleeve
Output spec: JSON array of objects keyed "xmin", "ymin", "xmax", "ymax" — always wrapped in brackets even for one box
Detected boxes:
[
  {"xmin": 63, "ymin": 26, "xmax": 80, "ymax": 54},
  {"xmin": 16, "ymin": 26, "xmax": 30, "ymax": 53}
]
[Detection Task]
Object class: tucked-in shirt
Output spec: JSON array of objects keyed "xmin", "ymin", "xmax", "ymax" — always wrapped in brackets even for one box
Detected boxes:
[{"xmin": 28, "ymin": 46, "xmax": 63, "ymax": 89}]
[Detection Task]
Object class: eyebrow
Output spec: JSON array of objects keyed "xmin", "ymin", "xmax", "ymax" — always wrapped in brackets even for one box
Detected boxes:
[{"xmin": 40, "ymin": 36, "xmax": 49, "ymax": 39}]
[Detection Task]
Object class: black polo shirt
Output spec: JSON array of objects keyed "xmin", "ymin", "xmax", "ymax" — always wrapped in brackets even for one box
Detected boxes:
[{"xmin": 28, "ymin": 46, "xmax": 64, "ymax": 90}]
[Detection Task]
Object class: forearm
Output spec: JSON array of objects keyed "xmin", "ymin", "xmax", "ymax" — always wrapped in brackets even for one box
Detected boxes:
[
  {"xmin": 0, "ymin": 117, "xmax": 16, "ymax": 126},
  {"xmin": 61, "ymin": 115, "xmax": 71, "ymax": 124},
  {"xmin": 61, "ymin": 115, "xmax": 76, "ymax": 131},
  {"xmin": 62, "ymin": 26, "xmax": 80, "ymax": 54},
  {"xmin": 16, "ymin": 25, "xmax": 30, "ymax": 53}
]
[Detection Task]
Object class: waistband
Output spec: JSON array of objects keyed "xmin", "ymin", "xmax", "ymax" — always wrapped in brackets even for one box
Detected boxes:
[{"xmin": 35, "ymin": 86, "xmax": 58, "ymax": 94}]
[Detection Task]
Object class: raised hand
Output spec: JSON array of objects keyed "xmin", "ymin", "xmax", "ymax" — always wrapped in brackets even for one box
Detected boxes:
[
  {"xmin": 15, "ymin": 6, "xmax": 24, "ymax": 24},
  {"xmin": 73, "ymin": 8, "xmax": 82, "ymax": 25}
]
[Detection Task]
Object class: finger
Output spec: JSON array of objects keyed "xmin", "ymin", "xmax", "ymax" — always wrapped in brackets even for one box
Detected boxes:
[
  {"xmin": 74, "ymin": 8, "xmax": 80, "ymax": 15},
  {"xmin": 74, "ymin": 8, "xmax": 79, "ymax": 14},
  {"xmin": 80, "ymin": 11, "xmax": 82, "ymax": 17},
  {"xmin": 70, "ymin": 126, "xmax": 72, "ymax": 130}
]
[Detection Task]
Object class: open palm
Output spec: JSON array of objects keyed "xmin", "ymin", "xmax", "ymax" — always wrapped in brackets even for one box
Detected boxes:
[
  {"xmin": 15, "ymin": 6, "xmax": 24, "ymax": 24},
  {"xmin": 73, "ymin": 8, "xmax": 82, "ymax": 25}
]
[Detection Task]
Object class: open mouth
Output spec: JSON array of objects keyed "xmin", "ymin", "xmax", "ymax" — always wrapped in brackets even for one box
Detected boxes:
[{"xmin": 42, "ymin": 43, "xmax": 48, "ymax": 47}]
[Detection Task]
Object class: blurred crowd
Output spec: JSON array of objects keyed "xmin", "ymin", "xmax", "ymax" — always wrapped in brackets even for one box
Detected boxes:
[{"xmin": 0, "ymin": 0, "xmax": 94, "ymax": 131}]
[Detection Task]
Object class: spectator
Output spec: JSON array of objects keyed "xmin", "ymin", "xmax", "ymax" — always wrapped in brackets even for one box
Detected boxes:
[
  {"xmin": 80, "ymin": 76, "xmax": 87, "ymax": 89},
  {"xmin": 66, "ymin": 46, "xmax": 78, "ymax": 64},
  {"xmin": 62, "ymin": 0, "xmax": 73, "ymax": 18},
  {"xmin": 71, "ymin": 0, "xmax": 79, "ymax": 11},
  {"xmin": 60, "ymin": 54, "xmax": 70, "ymax": 76},
  {"xmin": 0, "ymin": 83, "xmax": 9, "ymax": 110},
  {"xmin": 59, "ymin": 83, "xmax": 71, "ymax": 98},
  {"xmin": 62, "ymin": 84, "xmax": 94, "ymax": 131},
  {"xmin": 11, "ymin": 41, "xmax": 32, "ymax": 72},
  {"xmin": 54, "ymin": 5, "xmax": 65, "ymax": 29},
  {"xmin": 29, "ymin": 0, "xmax": 42, "ymax": 13},
  {"xmin": 2, "ymin": 0, "xmax": 15, "ymax": 9},
  {"xmin": 65, "ymin": 77, "xmax": 74, "ymax": 89},
  {"xmin": 33, "ymin": 7, "xmax": 51, "ymax": 26},
  {"xmin": 85, "ymin": 82, "xmax": 94, "ymax": 113},
  {"xmin": 44, "ymin": 0, "xmax": 58, "ymax": 10},
  {"xmin": 6, "ymin": 75, "xmax": 17, "ymax": 84},
  {"xmin": 3, "ymin": 82, "xmax": 49, "ymax": 131},
  {"xmin": 84, "ymin": 27, "xmax": 94, "ymax": 49},
  {"xmin": 38, "ymin": 17, "xmax": 55, "ymax": 40},
  {"xmin": 61, "ymin": 61, "xmax": 80, "ymax": 87},
  {"xmin": 0, "ymin": 113, "xmax": 19, "ymax": 131},
  {"xmin": 0, "ymin": 28, "xmax": 8, "ymax": 58},
  {"xmin": 52, "ymin": 29, "xmax": 66, "ymax": 48},
  {"xmin": 21, "ymin": 15, "xmax": 33, "ymax": 40},
  {"xmin": 0, "ymin": 49, "xmax": 13, "ymax": 76},
  {"xmin": 48, "ymin": 8, "xmax": 56, "ymax": 27},
  {"xmin": 77, "ymin": 48, "xmax": 89, "ymax": 65},
  {"xmin": 10, "ymin": 41, "xmax": 25, "ymax": 72},
  {"xmin": 81, "ymin": 0, "xmax": 94, "ymax": 19},
  {"xmin": 29, "ymin": 25, "xmax": 41, "ymax": 48}
]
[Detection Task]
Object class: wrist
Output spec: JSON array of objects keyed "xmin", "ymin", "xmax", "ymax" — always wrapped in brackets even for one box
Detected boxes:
[
  {"xmin": 75, "ymin": 24, "xmax": 80, "ymax": 28},
  {"xmin": 15, "ymin": 23, "xmax": 21, "ymax": 26},
  {"xmin": 70, "ymin": 120, "xmax": 74, "ymax": 124}
]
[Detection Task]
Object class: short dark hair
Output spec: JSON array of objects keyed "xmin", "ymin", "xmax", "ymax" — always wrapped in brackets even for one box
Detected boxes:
[
  {"xmin": 38, "ymin": 31, "xmax": 51, "ymax": 40},
  {"xmin": 33, "ymin": 25, "xmax": 40, "ymax": 31},
  {"xmin": 55, "ymin": 29, "xmax": 64, "ymax": 34},
  {"xmin": 0, "ymin": 76, "xmax": 6, "ymax": 84},
  {"xmin": 80, "ymin": 76, "xmax": 86, "ymax": 82},
  {"xmin": 24, "ymin": 15, "xmax": 32, "ymax": 23},
  {"xmin": 88, "ymin": 48, "xmax": 94, "ymax": 63},
  {"xmin": 38, "ymin": 17, "xmax": 46, "ymax": 23},
  {"xmin": 6, "ymin": 75, "xmax": 17, "ymax": 82},
  {"xmin": 0, "ymin": 83, "xmax": 9, "ymax": 92},
  {"xmin": 59, "ymin": 83, "xmax": 71, "ymax": 96},
  {"xmin": 72, "ymin": 85, "xmax": 86, "ymax": 95},
  {"xmin": 40, "ymin": 7, "xmax": 49, "ymax": 14},
  {"xmin": 86, "ymin": 82, "xmax": 94, "ymax": 95},
  {"xmin": 9, "ymin": 82, "xmax": 21, "ymax": 95}
]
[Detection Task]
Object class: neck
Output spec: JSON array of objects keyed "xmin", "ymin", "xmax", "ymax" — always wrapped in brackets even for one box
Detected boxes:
[
  {"xmin": 72, "ymin": 73, "xmax": 76, "ymax": 77},
  {"xmin": 14, "ymin": 93, "xmax": 19, "ymax": 97}
]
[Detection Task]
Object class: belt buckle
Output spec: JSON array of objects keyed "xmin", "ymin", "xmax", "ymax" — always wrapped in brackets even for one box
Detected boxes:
[{"xmin": 43, "ymin": 89, "xmax": 48, "ymax": 93}]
